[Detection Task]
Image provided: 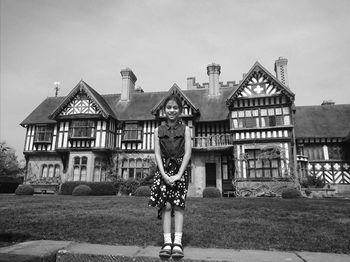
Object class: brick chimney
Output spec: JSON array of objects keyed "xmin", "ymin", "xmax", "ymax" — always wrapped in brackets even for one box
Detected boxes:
[
  {"xmin": 274, "ymin": 57, "xmax": 289, "ymax": 86},
  {"xmin": 207, "ymin": 63, "xmax": 221, "ymax": 96},
  {"xmin": 120, "ymin": 68, "xmax": 137, "ymax": 101}
]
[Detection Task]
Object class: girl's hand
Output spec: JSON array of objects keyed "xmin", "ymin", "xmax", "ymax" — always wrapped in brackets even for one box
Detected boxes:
[
  {"xmin": 162, "ymin": 174, "xmax": 172, "ymax": 185},
  {"xmin": 169, "ymin": 174, "xmax": 182, "ymax": 183}
]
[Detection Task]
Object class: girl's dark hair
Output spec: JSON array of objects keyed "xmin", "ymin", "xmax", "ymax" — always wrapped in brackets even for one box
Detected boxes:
[{"xmin": 163, "ymin": 94, "xmax": 183, "ymax": 112}]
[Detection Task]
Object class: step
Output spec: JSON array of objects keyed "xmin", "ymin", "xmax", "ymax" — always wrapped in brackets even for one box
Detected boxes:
[{"xmin": 0, "ymin": 240, "xmax": 350, "ymax": 262}]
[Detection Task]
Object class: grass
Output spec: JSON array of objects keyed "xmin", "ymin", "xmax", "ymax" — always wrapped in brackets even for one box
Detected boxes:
[{"xmin": 0, "ymin": 195, "xmax": 350, "ymax": 253}]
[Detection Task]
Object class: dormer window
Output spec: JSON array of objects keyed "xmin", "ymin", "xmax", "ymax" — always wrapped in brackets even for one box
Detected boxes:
[
  {"xmin": 34, "ymin": 126, "xmax": 53, "ymax": 143},
  {"xmin": 70, "ymin": 120, "xmax": 95, "ymax": 139},
  {"xmin": 122, "ymin": 123, "xmax": 142, "ymax": 141}
]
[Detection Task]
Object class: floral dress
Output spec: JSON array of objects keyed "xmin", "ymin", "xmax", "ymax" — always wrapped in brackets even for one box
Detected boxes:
[{"xmin": 148, "ymin": 122, "xmax": 189, "ymax": 219}]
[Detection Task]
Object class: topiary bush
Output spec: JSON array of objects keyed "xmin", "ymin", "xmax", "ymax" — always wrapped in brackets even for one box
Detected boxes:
[
  {"xmin": 202, "ymin": 187, "xmax": 222, "ymax": 198},
  {"xmin": 281, "ymin": 187, "xmax": 302, "ymax": 199},
  {"xmin": 119, "ymin": 179, "xmax": 141, "ymax": 195},
  {"xmin": 72, "ymin": 185, "xmax": 92, "ymax": 196},
  {"xmin": 15, "ymin": 184, "xmax": 34, "ymax": 195},
  {"xmin": 134, "ymin": 186, "xmax": 151, "ymax": 197}
]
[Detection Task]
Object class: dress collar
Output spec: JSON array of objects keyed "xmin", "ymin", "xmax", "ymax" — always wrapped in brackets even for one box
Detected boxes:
[{"xmin": 165, "ymin": 120, "xmax": 181, "ymax": 130}]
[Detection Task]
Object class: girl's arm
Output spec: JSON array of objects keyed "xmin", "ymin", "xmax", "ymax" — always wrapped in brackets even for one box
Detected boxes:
[
  {"xmin": 172, "ymin": 126, "xmax": 192, "ymax": 182},
  {"xmin": 154, "ymin": 127, "xmax": 171, "ymax": 185}
]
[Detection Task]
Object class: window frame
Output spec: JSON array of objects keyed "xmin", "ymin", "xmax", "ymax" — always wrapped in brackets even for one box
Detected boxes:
[
  {"xmin": 70, "ymin": 120, "xmax": 96, "ymax": 139},
  {"xmin": 34, "ymin": 125, "xmax": 53, "ymax": 143},
  {"xmin": 231, "ymin": 107, "xmax": 291, "ymax": 129},
  {"xmin": 93, "ymin": 157, "xmax": 108, "ymax": 182},
  {"xmin": 122, "ymin": 123, "xmax": 143, "ymax": 141},
  {"xmin": 246, "ymin": 149, "xmax": 281, "ymax": 179},
  {"xmin": 121, "ymin": 158, "xmax": 150, "ymax": 180},
  {"xmin": 73, "ymin": 156, "xmax": 88, "ymax": 181}
]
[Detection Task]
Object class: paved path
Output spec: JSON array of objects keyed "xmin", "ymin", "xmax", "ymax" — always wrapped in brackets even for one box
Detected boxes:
[{"xmin": 0, "ymin": 240, "xmax": 349, "ymax": 262}]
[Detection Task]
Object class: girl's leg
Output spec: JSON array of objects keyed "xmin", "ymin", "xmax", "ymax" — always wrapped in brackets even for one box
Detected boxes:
[
  {"xmin": 161, "ymin": 202, "xmax": 172, "ymax": 253},
  {"xmin": 173, "ymin": 207, "xmax": 184, "ymax": 254},
  {"xmin": 162, "ymin": 202, "xmax": 172, "ymax": 234}
]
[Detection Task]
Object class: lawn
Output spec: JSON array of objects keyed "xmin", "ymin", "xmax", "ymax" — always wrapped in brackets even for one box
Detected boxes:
[{"xmin": 0, "ymin": 195, "xmax": 349, "ymax": 253}]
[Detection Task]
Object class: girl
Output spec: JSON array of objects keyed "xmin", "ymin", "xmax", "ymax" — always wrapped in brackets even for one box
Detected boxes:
[{"xmin": 149, "ymin": 94, "xmax": 192, "ymax": 259}]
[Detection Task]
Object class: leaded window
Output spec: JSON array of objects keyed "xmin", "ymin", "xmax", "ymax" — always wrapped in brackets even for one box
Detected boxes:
[
  {"xmin": 73, "ymin": 156, "xmax": 88, "ymax": 181},
  {"xmin": 246, "ymin": 149, "xmax": 281, "ymax": 179},
  {"xmin": 121, "ymin": 158, "xmax": 149, "ymax": 180},
  {"xmin": 122, "ymin": 123, "xmax": 142, "ymax": 141},
  {"xmin": 34, "ymin": 126, "xmax": 53, "ymax": 143},
  {"xmin": 93, "ymin": 157, "xmax": 107, "ymax": 182},
  {"xmin": 231, "ymin": 107, "xmax": 291, "ymax": 129},
  {"xmin": 70, "ymin": 120, "xmax": 95, "ymax": 139}
]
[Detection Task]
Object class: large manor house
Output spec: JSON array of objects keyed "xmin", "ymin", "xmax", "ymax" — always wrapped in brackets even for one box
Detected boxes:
[{"xmin": 21, "ymin": 58, "xmax": 350, "ymax": 196}]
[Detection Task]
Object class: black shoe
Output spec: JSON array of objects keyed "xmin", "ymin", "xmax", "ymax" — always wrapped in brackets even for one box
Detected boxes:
[
  {"xmin": 159, "ymin": 243, "xmax": 172, "ymax": 259},
  {"xmin": 171, "ymin": 243, "xmax": 184, "ymax": 259}
]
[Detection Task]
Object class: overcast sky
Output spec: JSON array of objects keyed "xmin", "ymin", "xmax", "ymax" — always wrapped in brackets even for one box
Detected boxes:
[{"xmin": 1, "ymin": 0, "xmax": 350, "ymax": 159}]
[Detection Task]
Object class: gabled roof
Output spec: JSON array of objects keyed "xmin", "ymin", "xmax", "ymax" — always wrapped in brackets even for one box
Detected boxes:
[
  {"xmin": 151, "ymin": 83, "xmax": 199, "ymax": 115},
  {"xmin": 49, "ymin": 80, "xmax": 116, "ymax": 119},
  {"xmin": 226, "ymin": 61, "xmax": 295, "ymax": 106},
  {"xmin": 21, "ymin": 83, "xmax": 237, "ymax": 125},
  {"xmin": 295, "ymin": 104, "xmax": 350, "ymax": 138},
  {"xmin": 20, "ymin": 96, "xmax": 65, "ymax": 126}
]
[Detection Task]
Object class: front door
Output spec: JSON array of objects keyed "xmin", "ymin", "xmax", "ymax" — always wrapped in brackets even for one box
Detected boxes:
[{"xmin": 205, "ymin": 163, "xmax": 216, "ymax": 187}]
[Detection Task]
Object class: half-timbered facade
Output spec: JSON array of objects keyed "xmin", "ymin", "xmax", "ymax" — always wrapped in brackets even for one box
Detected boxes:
[{"xmin": 21, "ymin": 58, "xmax": 350, "ymax": 195}]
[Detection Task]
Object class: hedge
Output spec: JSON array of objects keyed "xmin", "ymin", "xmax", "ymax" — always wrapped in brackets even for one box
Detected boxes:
[
  {"xmin": 59, "ymin": 182, "xmax": 117, "ymax": 195},
  {"xmin": 0, "ymin": 176, "xmax": 23, "ymax": 193},
  {"xmin": 72, "ymin": 185, "xmax": 92, "ymax": 196}
]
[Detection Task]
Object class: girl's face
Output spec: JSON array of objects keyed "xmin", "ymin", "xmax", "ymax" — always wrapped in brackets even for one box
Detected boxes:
[{"xmin": 165, "ymin": 99, "xmax": 180, "ymax": 121}]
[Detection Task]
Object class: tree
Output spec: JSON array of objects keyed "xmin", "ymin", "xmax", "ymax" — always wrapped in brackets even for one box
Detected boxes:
[{"xmin": 0, "ymin": 141, "xmax": 22, "ymax": 177}]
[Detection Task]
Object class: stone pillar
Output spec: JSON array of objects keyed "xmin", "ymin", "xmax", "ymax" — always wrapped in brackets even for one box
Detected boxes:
[
  {"xmin": 120, "ymin": 68, "xmax": 137, "ymax": 101},
  {"xmin": 207, "ymin": 63, "xmax": 221, "ymax": 96}
]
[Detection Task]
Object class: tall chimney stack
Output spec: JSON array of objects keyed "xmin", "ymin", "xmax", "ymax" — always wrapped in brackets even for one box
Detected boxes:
[
  {"xmin": 274, "ymin": 57, "xmax": 289, "ymax": 86},
  {"xmin": 120, "ymin": 68, "xmax": 137, "ymax": 101},
  {"xmin": 207, "ymin": 63, "xmax": 221, "ymax": 96}
]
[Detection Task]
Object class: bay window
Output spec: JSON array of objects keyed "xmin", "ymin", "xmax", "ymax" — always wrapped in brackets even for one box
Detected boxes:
[{"xmin": 70, "ymin": 120, "xmax": 95, "ymax": 139}]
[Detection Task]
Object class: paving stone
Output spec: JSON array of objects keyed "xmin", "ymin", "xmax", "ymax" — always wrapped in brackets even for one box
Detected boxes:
[
  {"xmin": 0, "ymin": 240, "xmax": 73, "ymax": 262},
  {"xmin": 56, "ymin": 243, "xmax": 142, "ymax": 262},
  {"xmin": 138, "ymin": 246, "xmax": 303, "ymax": 262},
  {"xmin": 296, "ymin": 251, "xmax": 350, "ymax": 262}
]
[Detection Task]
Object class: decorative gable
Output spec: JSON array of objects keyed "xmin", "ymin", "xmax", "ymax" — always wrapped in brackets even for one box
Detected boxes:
[
  {"xmin": 226, "ymin": 62, "xmax": 294, "ymax": 107},
  {"xmin": 59, "ymin": 91, "xmax": 102, "ymax": 116},
  {"xmin": 49, "ymin": 80, "xmax": 115, "ymax": 119},
  {"xmin": 151, "ymin": 84, "xmax": 199, "ymax": 118},
  {"xmin": 239, "ymin": 72, "xmax": 279, "ymax": 97}
]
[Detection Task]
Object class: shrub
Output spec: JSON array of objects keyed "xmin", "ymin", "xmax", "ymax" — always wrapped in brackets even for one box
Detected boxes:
[
  {"xmin": 59, "ymin": 182, "xmax": 117, "ymax": 195},
  {"xmin": 113, "ymin": 177, "xmax": 126, "ymax": 193},
  {"xmin": 15, "ymin": 184, "xmax": 34, "ymax": 195},
  {"xmin": 119, "ymin": 179, "xmax": 140, "ymax": 195},
  {"xmin": 300, "ymin": 175, "xmax": 325, "ymax": 188},
  {"xmin": 134, "ymin": 186, "xmax": 151, "ymax": 197},
  {"xmin": 72, "ymin": 185, "xmax": 92, "ymax": 196},
  {"xmin": 281, "ymin": 187, "xmax": 302, "ymax": 199},
  {"xmin": 203, "ymin": 187, "xmax": 221, "ymax": 198},
  {"xmin": 140, "ymin": 174, "xmax": 155, "ymax": 187},
  {"xmin": 304, "ymin": 188, "xmax": 312, "ymax": 196}
]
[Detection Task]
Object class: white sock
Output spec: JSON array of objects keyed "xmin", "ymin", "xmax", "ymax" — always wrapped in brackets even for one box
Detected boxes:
[
  {"xmin": 163, "ymin": 233, "xmax": 172, "ymax": 250},
  {"xmin": 173, "ymin": 232, "xmax": 182, "ymax": 251}
]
